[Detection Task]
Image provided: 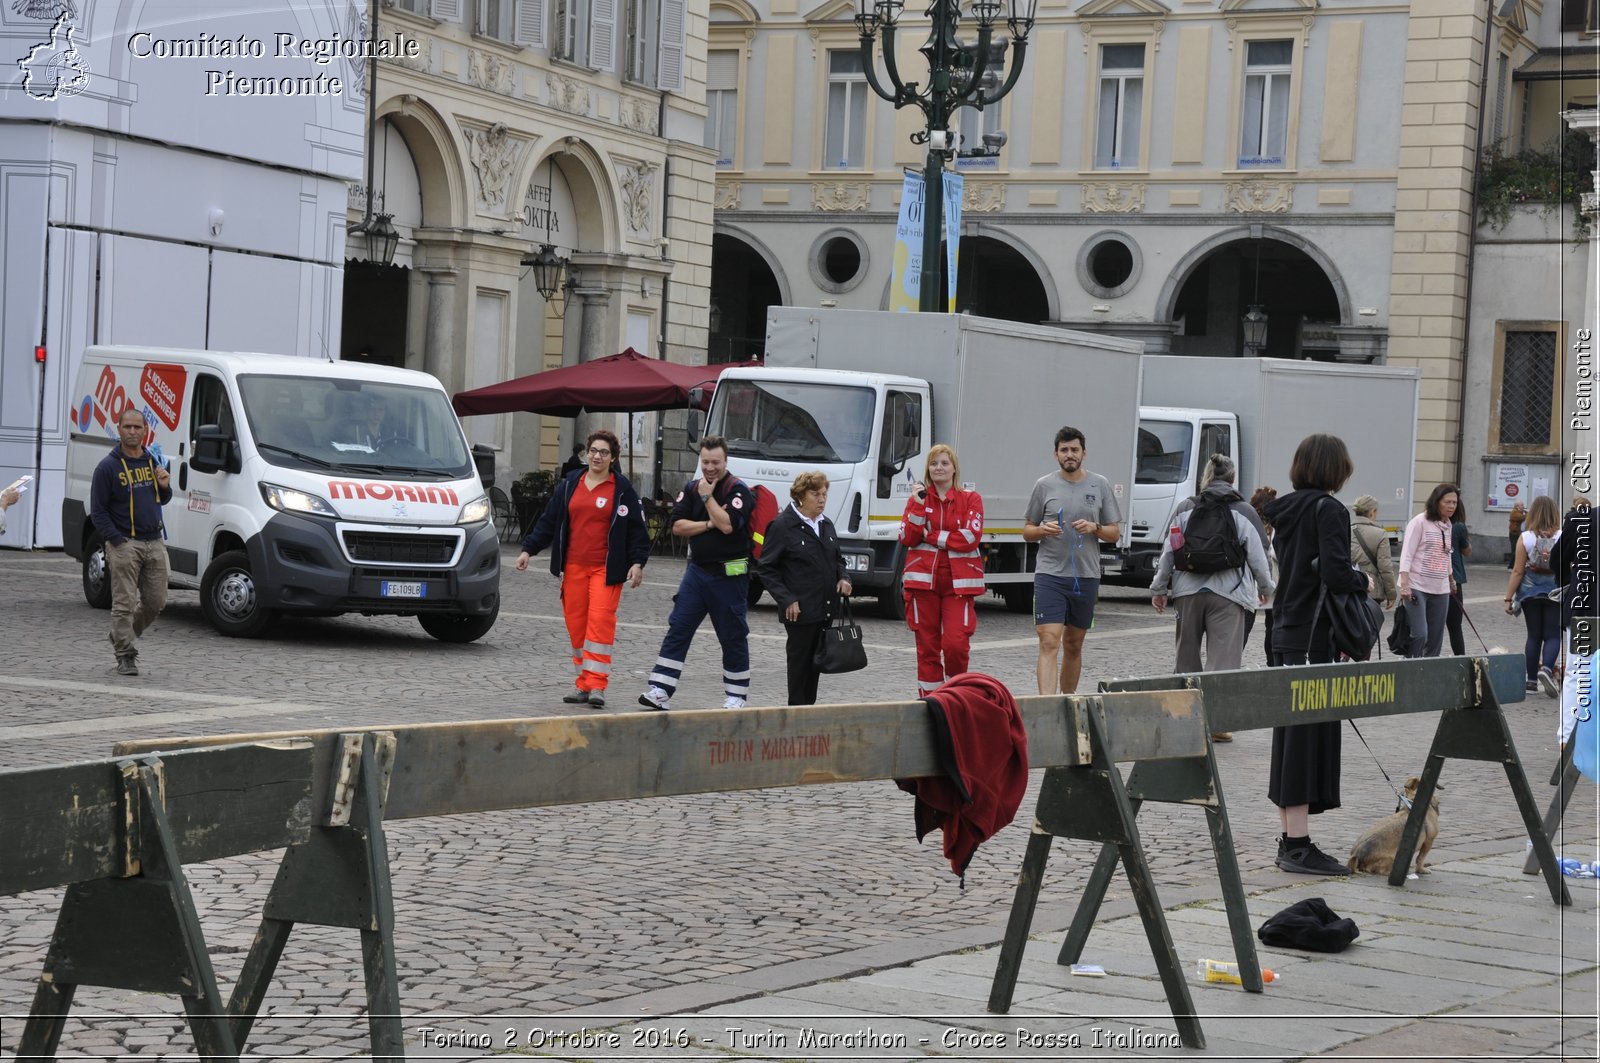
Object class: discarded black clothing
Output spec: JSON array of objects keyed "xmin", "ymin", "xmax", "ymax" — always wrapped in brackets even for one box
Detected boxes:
[{"xmin": 1257, "ymin": 897, "xmax": 1360, "ymax": 952}]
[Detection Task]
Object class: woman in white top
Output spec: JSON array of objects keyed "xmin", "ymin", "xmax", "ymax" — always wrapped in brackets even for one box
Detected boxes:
[
  {"xmin": 1397, "ymin": 483, "xmax": 1458, "ymax": 658},
  {"xmin": 1504, "ymin": 494, "xmax": 1562, "ymax": 696}
]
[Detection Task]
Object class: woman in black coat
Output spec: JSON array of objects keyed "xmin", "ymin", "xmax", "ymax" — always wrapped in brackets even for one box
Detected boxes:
[
  {"xmin": 1262, "ymin": 434, "xmax": 1371, "ymax": 877},
  {"xmin": 756, "ymin": 471, "xmax": 853, "ymax": 705}
]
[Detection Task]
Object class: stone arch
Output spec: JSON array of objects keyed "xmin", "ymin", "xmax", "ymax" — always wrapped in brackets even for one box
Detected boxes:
[
  {"xmin": 709, "ymin": 0, "xmax": 762, "ymax": 20},
  {"xmin": 377, "ymin": 96, "xmax": 467, "ymax": 230},
  {"xmin": 519, "ymin": 139, "xmax": 620, "ymax": 254},
  {"xmin": 1155, "ymin": 225, "xmax": 1352, "ymax": 327},
  {"xmin": 711, "ymin": 223, "xmax": 793, "ymax": 304},
  {"xmin": 963, "ymin": 223, "xmax": 1061, "ymax": 321}
]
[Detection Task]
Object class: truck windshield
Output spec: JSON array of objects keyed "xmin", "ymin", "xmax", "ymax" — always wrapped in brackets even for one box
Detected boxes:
[
  {"xmin": 709, "ymin": 380, "xmax": 875, "ymax": 463},
  {"xmin": 238, "ymin": 375, "xmax": 473, "ymax": 478},
  {"xmin": 1137, "ymin": 420, "xmax": 1193, "ymax": 485}
]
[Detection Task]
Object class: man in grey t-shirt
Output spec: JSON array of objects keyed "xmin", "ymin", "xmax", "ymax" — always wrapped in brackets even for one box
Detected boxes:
[{"xmin": 1023, "ymin": 426, "xmax": 1121, "ymax": 694}]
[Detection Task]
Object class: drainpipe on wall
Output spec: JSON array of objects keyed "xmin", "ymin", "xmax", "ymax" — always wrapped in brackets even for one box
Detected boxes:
[
  {"xmin": 654, "ymin": 93, "xmax": 674, "ymax": 497},
  {"xmin": 1453, "ymin": 0, "xmax": 1497, "ymax": 490}
]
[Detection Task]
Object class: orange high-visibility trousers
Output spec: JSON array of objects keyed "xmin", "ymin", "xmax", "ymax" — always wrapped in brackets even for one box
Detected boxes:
[{"xmin": 561, "ymin": 563, "xmax": 622, "ymax": 692}]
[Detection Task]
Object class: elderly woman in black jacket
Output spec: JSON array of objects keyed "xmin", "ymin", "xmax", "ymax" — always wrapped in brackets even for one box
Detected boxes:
[
  {"xmin": 757, "ymin": 471, "xmax": 853, "ymax": 705},
  {"xmin": 1262, "ymin": 434, "xmax": 1371, "ymax": 877}
]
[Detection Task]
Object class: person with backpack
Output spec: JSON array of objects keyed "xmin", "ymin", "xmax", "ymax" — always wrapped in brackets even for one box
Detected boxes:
[
  {"xmin": 1149, "ymin": 454, "xmax": 1275, "ymax": 743},
  {"xmin": 900, "ymin": 444, "xmax": 985, "ymax": 697},
  {"xmin": 1505, "ymin": 494, "xmax": 1563, "ymax": 696},
  {"xmin": 1397, "ymin": 483, "xmax": 1460, "ymax": 659},
  {"xmin": 757, "ymin": 471, "xmax": 852, "ymax": 705},
  {"xmin": 514, "ymin": 429, "xmax": 648, "ymax": 710},
  {"xmin": 638, "ymin": 435, "xmax": 757, "ymax": 711}
]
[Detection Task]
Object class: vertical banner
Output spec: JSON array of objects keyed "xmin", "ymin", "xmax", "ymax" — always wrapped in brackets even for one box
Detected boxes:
[
  {"xmin": 890, "ymin": 171, "xmax": 923, "ymax": 312},
  {"xmin": 943, "ymin": 171, "xmax": 963, "ymax": 313}
]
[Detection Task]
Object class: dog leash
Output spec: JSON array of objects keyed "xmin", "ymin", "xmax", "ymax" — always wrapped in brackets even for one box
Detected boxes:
[
  {"xmin": 1344, "ymin": 718, "xmax": 1409, "ymax": 810},
  {"xmin": 1452, "ymin": 588, "xmax": 1491, "ymax": 653}
]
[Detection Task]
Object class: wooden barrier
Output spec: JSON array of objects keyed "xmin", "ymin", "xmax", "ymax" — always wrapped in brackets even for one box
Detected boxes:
[
  {"xmin": 8, "ymin": 690, "xmax": 1207, "ymax": 1060},
  {"xmin": 987, "ymin": 652, "xmax": 1560, "ymax": 1049}
]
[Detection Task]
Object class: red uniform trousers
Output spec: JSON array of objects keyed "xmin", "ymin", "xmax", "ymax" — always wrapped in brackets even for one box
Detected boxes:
[
  {"xmin": 561, "ymin": 563, "xmax": 622, "ymax": 692},
  {"xmin": 906, "ymin": 557, "xmax": 977, "ymax": 697}
]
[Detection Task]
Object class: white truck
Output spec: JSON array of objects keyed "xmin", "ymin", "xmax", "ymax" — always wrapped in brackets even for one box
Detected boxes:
[
  {"xmin": 1125, "ymin": 355, "xmax": 1422, "ymax": 583},
  {"xmin": 703, "ymin": 309, "xmax": 1144, "ymax": 616},
  {"xmin": 62, "ymin": 347, "xmax": 502, "ymax": 642}
]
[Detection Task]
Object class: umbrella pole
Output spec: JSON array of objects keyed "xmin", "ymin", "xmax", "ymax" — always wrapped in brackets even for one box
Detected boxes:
[{"xmin": 628, "ymin": 412, "xmax": 635, "ymax": 481}]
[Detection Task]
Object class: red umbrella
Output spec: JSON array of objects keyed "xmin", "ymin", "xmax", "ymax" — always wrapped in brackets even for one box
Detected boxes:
[{"xmin": 452, "ymin": 348, "xmax": 737, "ymax": 417}]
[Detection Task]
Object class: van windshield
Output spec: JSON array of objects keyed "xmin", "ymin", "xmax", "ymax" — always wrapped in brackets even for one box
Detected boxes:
[
  {"xmin": 1137, "ymin": 420, "xmax": 1193, "ymax": 485},
  {"xmin": 238, "ymin": 375, "xmax": 472, "ymax": 478},
  {"xmin": 707, "ymin": 379, "xmax": 874, "ymax": 463}
]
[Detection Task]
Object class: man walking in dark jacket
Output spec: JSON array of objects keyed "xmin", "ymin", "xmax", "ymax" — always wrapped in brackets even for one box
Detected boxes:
[{"xmin": 90, "ymin": 407, "xmax": 173, "ymax": 676}]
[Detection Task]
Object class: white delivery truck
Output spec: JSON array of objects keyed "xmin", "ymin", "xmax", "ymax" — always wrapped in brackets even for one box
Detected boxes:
[
  {"xmin": 62, "ymin": 347, "xmax": 501, "ymax": 642},
  {"xmin": 1124, "ymin": 355, "xmax": 1422, "ymax": 583},
  {"xmin": 703, "ymin": 309, "xmax": 1144, "ymax": 617}
]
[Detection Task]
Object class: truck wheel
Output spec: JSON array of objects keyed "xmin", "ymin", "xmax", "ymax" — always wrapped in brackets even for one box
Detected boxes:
[
  {"xmin": 998, "ymin": 584, "xmax": 1034, "ymax": 615},
  {"xmin": 874, "ymin": 562, "xmax": 907, "ymax": 621},
  {"xmin": 747, "ymin": 573, "xmax": 765, "ymax": 607},
  {"xmin": 201, "ymin": 550, "xmax": 276, "ymax": 638},
  {"xmin": 82, "ymin": 532, "xmax": 112, "ymax": 610},
  {"xmin": 419, "ymin": 600, "xmax": 499, "ymax": 643}
]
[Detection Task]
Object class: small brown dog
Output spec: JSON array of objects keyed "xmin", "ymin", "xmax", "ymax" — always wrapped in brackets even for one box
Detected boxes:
[{"xmin": 1347, "ymin": 776, "xmax": 1441, "ymax": 875}]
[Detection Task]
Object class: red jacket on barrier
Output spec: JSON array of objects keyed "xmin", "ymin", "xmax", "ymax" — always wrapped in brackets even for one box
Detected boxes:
[
  {"xmin": 896, "ymin": 671, "xmax": 1029, "ymax": 879},
  {"xmin": 899, "ymin": 485, "xmax": 985, "ymax": 596}
]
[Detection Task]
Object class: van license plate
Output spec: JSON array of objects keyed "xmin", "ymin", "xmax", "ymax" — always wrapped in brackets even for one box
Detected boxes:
[{"xmin": 381, "ymin": 581, "xmax": 426, "ymax": 598}]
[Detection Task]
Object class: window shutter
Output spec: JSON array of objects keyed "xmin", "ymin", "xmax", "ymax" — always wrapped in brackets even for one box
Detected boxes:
[
  {"xmin": 656, "ymin": 0, "xmax": 685, "ymax": 92},
  {"xmin": 706, "ymin": 49, "xmax": 737, "ymax": 91},
  {"xmin": 430, "ymin": 0, "xmax": 462, "ymax": 21},
  {"xmin": 590, "ymin": 0, "xmax": 617, "ymax": 71},
  {"xmin": 515, "ymin": 0, "xmax": 547, "ymax": 47}
]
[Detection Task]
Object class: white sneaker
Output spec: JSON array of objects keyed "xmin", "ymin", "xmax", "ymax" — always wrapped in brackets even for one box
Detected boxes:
[
  {"xmin": 722, "ymin": 696, "xmax": 746, "ymax": 710},
  {"xmin": 637, "ymin": 686, "xmax": 671, "ymax": 711}
]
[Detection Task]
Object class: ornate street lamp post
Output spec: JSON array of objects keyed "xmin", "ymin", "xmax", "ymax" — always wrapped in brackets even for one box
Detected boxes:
[{"xmin": 856, "ymin": 0, "xmax": 1037, "ymax": 311}]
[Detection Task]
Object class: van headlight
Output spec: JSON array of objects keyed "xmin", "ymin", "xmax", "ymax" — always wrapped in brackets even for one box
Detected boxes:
[
  {"xmin": 261, "ymin": 482, "xmax": 338, "ymax": 518},
  {"xmin": 458, "ymin": 496, "xmax": 491, "ymax": 525}
]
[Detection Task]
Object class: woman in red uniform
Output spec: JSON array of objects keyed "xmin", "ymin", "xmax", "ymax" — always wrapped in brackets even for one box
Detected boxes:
[
  {"xmin": 515, "ymin": 429, "xmax": 648, "ymax": 709},
  {"xmin": 900, "ymin": 444, "xmax": 986, "ymax": 696}
]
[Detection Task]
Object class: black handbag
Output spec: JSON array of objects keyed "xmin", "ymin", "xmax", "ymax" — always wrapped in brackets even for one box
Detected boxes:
[
  {"xmin": 813, "ymin": 598, "xmax": 868, "ymax": 674},
  {"xmin": 1314, "ymin": 581, "xmax": 1384, "ymax": 662},
  {"xmin": 1309, "ymin": 497, "xmax": 1383, "ymax": 662}
]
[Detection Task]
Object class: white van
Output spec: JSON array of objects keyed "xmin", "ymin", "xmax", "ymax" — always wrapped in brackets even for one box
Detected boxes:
[{"xmin": 62, "ymin": 347, "xmax": 501, "ymax": 642}]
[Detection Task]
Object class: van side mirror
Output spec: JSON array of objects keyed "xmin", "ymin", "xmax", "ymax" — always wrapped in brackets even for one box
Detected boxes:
[{"xmin": 191, "ymin": 424, "xmax": 240, "ymax": 475}]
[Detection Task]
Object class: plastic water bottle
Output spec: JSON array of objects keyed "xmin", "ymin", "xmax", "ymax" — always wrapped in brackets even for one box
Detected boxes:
[
  {"xmin": 1195, "ymin": 958, "xmax": 1277, "ymax": 984},
  {"xmin": 1169, "ymin": 524, "xmax": 1185, "ymax": 551}
]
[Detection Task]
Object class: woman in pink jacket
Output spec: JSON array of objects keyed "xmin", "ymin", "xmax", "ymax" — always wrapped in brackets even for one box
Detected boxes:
[
  {"xmin": 900, "ymin": 444, "xmax": 986, "ymax": 696},
  {"xmin": 1397, "ymin": 483, "xmax": 1458, "ymax": 658}
]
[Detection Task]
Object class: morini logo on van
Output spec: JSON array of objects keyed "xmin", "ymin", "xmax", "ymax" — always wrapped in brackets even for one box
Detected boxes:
[{"xmin": 328, "ymin": 480, "xmax": 460, "ymax": 506}]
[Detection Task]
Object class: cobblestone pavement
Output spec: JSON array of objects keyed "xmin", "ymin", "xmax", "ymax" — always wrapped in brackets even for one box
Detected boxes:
[{"xmin": 0, "ymin": 546, "xmax": 1593, "ymax": 1059}]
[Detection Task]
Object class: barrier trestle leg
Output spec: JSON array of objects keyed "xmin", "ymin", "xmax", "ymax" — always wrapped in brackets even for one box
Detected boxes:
[
  {"xmin": 18, "ymin": 759, "xmax": 238, "ymax": 1060},
  {"xmin": 988, "ymin": 706, "xmax": 1206, "ymax": 1050},
  {"xmin": 226, "ymin": 733, "xmax": 404, "ymax": 1060},
  {"xmin": 1405, "ymin": 686, "xmax": 1571, "ymax": 905}
]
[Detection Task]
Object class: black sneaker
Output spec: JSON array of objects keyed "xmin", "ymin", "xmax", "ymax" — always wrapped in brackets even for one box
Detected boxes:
[
  {"xmin": 1538, "ymin": 667, "xmax": 1559, "ymax": 697},
  {"xmin": 562, "ymin": 689, "xmax": 590, "ymax": 705},
  {"xmin": 587, "ymin": 691, "xmax": 606, "ymax": 709},
  {"xmin": 115, "ymin": 655, "xmax": 139, "ymax": 677},
  {"xmin": 1276, "ymin": 840, "xmax": 1350, "ymax": 876}
]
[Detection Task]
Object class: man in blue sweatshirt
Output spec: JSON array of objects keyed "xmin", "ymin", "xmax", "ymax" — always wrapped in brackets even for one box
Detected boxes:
[{"xmin": 90, "ymin": 407, "xmax": 173, "ymax": 676}]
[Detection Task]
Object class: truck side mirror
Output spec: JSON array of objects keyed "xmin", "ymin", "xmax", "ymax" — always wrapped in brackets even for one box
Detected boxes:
[
  {"xmin": 686, "ymin": 385, "xmax": 708, "ymax": 445},
  {"xmin": 191, "ymin": 424, "xmax": 240, "ymax": 475}
]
